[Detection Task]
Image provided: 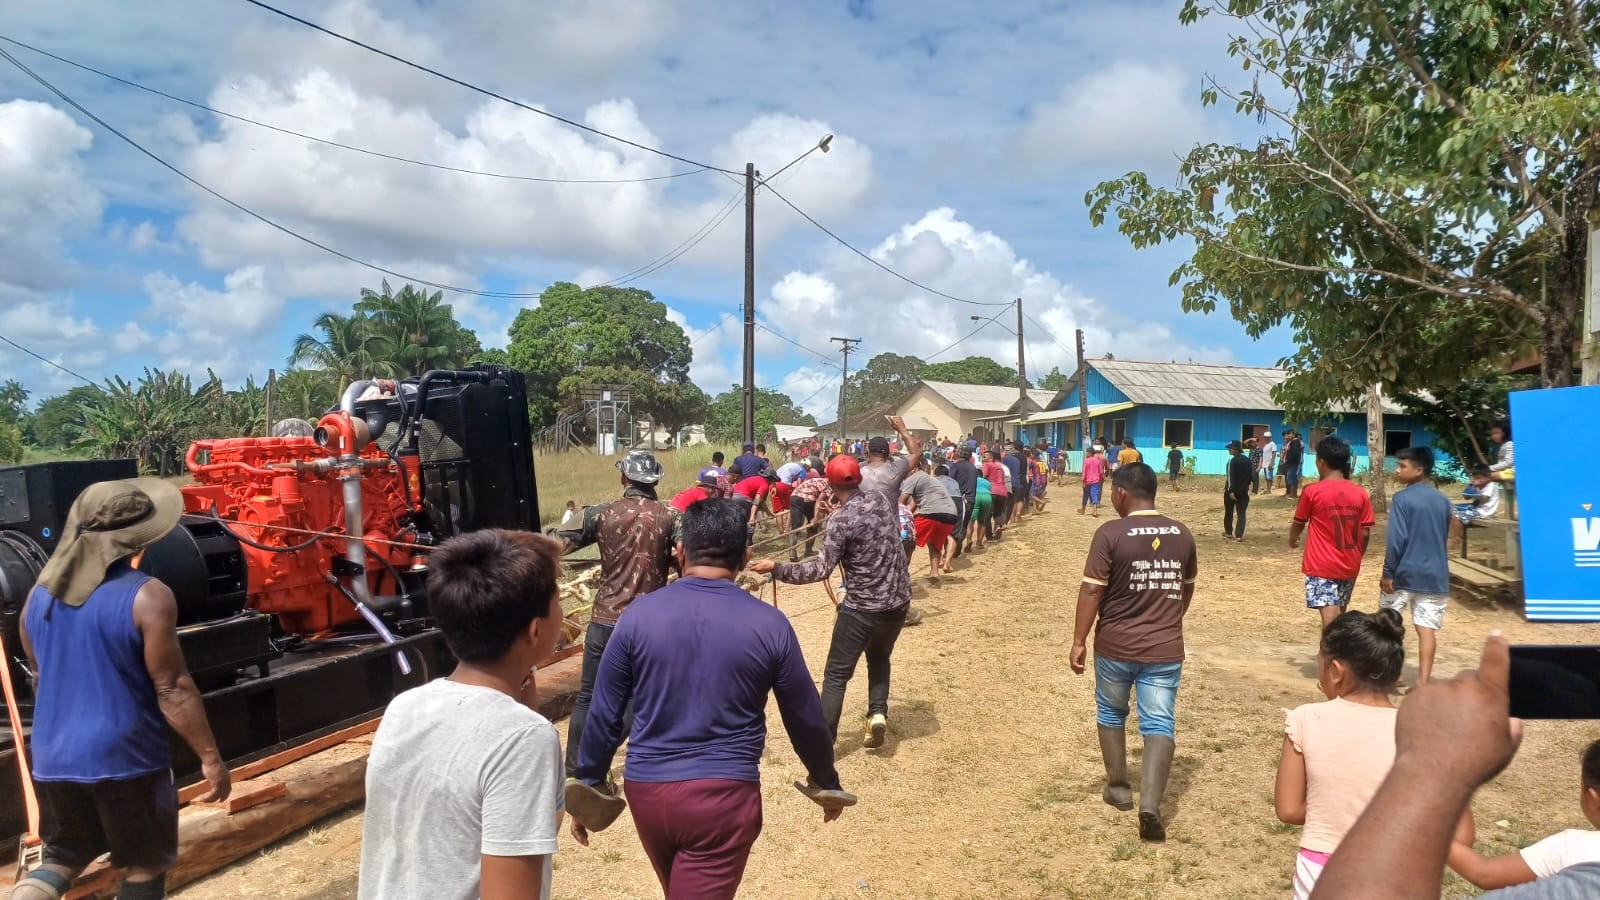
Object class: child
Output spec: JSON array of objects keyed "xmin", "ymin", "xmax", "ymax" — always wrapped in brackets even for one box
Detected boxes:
[
  {"xmin": 1080, "ymin": 447, "xmax": 1107, "ymax": 517},
  {"xmin": 1289, "ymin": 438, "xmax": 1375, "ymax": 627},
  {"xmin": 1378, "ymin": 447, "xmax": 1454, "ymax": 684},
  {"xmin": 1450, "ymin": 466, "xmax": 1501, "ymax": 542},
  {"xmin": 560, "ymin": 499, "xmax": 577, "ymax": 526},
  {"xmin": 1449, "ymin": 740, "xmax": 1600, "ymax": 890},
  {"xmin": 1166, "ymin": 443, "xmax": 1183, "ymax": 488},
  {"xmin": 1276, "ymin": 608, "xmax": 1441, "ymax": 899},
  {"xmin": 359, "ymin": 530, "xmax": 566, "ymax": 899},
  {"xmin": 970, "ymin": 473, "xmax": 993, "ymax": 550},
  {"xmin": 983, "ymin": 449, "xmax": 1010, "ymax": 538},
  {"xmin": 1248, "ymin": 438, "xmax": 1264, "ymax": 494}
]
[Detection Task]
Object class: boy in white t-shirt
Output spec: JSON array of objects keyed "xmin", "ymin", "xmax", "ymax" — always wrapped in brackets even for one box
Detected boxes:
[
  {"xmin": 1448, "ymin": 740, "xmax": 1600, "ymax": 890},
  {"xmin": 358, "ymin": 530, "xmax": 567, "ymax": 900}
]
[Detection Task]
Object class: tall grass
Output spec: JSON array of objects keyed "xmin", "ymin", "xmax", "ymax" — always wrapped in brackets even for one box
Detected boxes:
[{"xmin": 533, "ymin": 444, "xmax": 742, "ymax": 528}]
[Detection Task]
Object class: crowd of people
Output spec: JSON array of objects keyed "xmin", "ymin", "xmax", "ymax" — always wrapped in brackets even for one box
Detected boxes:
[{"xmin": 11, "ymin": 413, "xmax": 1583, "ymax": 900}]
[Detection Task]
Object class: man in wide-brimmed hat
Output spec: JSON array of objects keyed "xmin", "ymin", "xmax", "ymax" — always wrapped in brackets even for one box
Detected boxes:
[{"xmin": 14, "ymin": 479, "xmax": 230, "ymax": 900}]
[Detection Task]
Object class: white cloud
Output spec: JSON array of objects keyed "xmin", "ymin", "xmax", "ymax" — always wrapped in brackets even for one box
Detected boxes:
[
  {"xmin": 1019, "ymin": 61, "xmax": 1215, "ymax": 170},
  {"xmin": 141, "ymin": 267, "xmax": 286, "ymax": 382},
  {"xmin": 112, "ymin": 322, "xmax": 155, "ymax": 353},
  {"xmin": 0, "ymin": 100, "xmax": 102, "ymax": 299},
  {"xmin": 722, "ymin": 206, "xmax": 1232, "ymax": 420}
]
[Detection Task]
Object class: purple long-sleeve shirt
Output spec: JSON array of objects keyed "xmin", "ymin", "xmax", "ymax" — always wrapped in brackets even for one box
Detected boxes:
[{"xmin": 574, "ymin": 576, "xmax": 841, "ymax": 790}]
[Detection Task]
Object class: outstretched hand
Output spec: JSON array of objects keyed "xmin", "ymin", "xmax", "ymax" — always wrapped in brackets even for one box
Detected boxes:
[
  {"xmin": 1395, "ymin": 632, "xmax": 1522, "ymax": 788},
  {"xmin": 748, "ymin": 559, "xmax": 777, "ymax": 575}
]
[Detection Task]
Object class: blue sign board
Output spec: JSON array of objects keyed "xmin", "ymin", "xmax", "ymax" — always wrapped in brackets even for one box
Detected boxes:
[{"xmin": 1511, "ymin": 385, "xmax": 1600, "ymax": 621}]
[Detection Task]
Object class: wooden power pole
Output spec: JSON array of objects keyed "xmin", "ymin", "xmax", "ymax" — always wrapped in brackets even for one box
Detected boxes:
[{"xmin": 1366, "ymin": 383, "xmax": 1387, "ymax": 513}]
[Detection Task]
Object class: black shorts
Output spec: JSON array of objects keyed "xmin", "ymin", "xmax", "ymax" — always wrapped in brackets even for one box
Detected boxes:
[{"xmin": 38, "ymin": 770, "xmax": 178, "ymax": 871}]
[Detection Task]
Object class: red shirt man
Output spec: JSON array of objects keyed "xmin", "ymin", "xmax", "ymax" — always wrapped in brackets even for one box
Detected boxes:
[{"xmin": 1289, "ymin": 438, "xmax": 1375, "ymax": 626}]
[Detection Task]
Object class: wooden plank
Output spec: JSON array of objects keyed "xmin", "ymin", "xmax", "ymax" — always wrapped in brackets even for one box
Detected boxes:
[
  {"xmin": 193, "ymin": 778, "xmax": 287, "ymax": 815},
  {"xmin": 1450, "ymin": 557, "xmax": 1519, "ymax": 588},
  {"xmin": 177, "ymin": 718, "xmax": 379, "ymax": 804}
]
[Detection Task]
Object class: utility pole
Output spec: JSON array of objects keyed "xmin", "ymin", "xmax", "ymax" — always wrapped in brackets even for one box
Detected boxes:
[
  {"xmin": 831, "ymin": 336, "xmax": 862, "ymax": 440},
  {"xmin": 1014, "ymin": 297, "xmax": 1027, "ymax": 443},
  {"xmin": 265, "ymin": 368, "xmax": 276, "ymax": 435},
  {"xmin": 1075, "ymin": 330, "xmax": 1089, "ymax": 450},
  {"xmin": 742, "ymin": 162, "xmax": 758, "ymax": 446}
]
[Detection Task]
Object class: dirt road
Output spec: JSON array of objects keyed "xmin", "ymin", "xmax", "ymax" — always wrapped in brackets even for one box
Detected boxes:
[{"xmin": 179, "ymin": 482, "xmax": 1599, "ymax": 899}]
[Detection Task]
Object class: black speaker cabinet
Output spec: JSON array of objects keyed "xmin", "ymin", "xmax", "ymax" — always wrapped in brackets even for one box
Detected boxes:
[{"xmin": 0, "ymin": 459, "xmax": 140, "ymax": 552}]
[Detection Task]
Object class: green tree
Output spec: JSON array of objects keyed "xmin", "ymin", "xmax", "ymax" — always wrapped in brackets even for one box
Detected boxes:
[
  {"xmin": 215, "ymin": 376, "xmax": 268, "ymax": 438},
  {"xmin": 1039, "ymin": 366, "xmax": 1073, "ymax": 391},
  {"xmin": 704, "ymin": 387, "xmax": 816, "ymax": 444},
  {"xmin": 29, "ymin": 385, "xmax": 104, "ymax": 450},
  {"xmin": 1395, "ymin": 373, "xmax": 1533, "ymax": 481},
  {"xmin": 0, "ymin": 424, "xmax": 21, "ymax": 464},
  {"xmin": 843, "ymin": 352, "xmax": 926, "ymax": 418},
  {"xmin": 1087, "ymin": 0, "xmax": 1600, "ymax": 409},
  {"xmin": 467, "ymin": 347, "xmax": 511, "ymax": 367},
  {"xmin": 506, "ymin": 283, "xmax": 693, "ymax": 426},
  {"xmin": 273, "ymin": 368, "xmax": 340, "ymax": 423},
  {"xmin": 921, "ymin": 356, "xmax": 1026, "ymax": 387},
  {"xmin": 77, "ymin": 369, "xmax": 221, "ymax": 476},
  {"xmin": 289, "ymin": 312, "xmax": 398, "ymax": 390},
  {"xmin": 0, "ymin": 379, "xmax": 28, "ymax": 427},
  {"xmin": 355, "ymin": 281, "xmax": 480, "ymax": 375}
]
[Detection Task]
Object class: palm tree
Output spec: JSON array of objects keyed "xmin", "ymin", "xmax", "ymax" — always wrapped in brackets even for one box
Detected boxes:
[
  {"xmin": 355, "ymin": 281, "xmax": 477, "ymax": 375},
  {"xmin": 289, "ymin": 312, "xmax": 397, "ymax": 389},
  {"xmin": 76, "ymin": 369, "xmax": 218, "ymax": 476}
]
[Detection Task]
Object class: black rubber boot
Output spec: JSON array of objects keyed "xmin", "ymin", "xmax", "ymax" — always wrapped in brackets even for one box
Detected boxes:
[
  {"xmin": 1097, "ymin": 726, "xmax": 1133, "ymax": 811},
  {"xmin": 1138, "ymin": 735, "xmax": 1175, "ymax": 842}
]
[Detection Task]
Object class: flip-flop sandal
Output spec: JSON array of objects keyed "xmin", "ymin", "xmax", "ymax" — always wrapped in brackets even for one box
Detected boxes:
[
  {"xmin": 793, "ymin": 781, "xmax": 858, "ymax": 809},
  {"xmin": 565, "ymin": 778, "xmax": 627, "ymax": 831}
]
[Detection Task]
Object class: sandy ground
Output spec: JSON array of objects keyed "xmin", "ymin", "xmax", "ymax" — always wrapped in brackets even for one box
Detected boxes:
[{"xmin": 178, "ymin": 480, "xmax": 1600, "ymax": 899}]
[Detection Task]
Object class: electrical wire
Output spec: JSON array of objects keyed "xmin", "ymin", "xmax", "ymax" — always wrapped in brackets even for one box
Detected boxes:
[
  {"xmin": 761, "ymin": 183, "xmax": 1012, "ymax": 309},
  {"xmin": 0, "ymin": 45, "xmax": 554, "ymax": 299},
  {"xmin": 794, "ymin": 372, "xmax": 843, "ymax": 410},
  {"xmin": 0, "ymin": 332, "xmax": 98, "ymax": 386},
  {"xmin": 1023, "ymin": 312, "xmax": 1082, "ymax": 363},
  {"xmin": 594, "ymin": 188, "xmax": 745, "ymax": 289},
  {"xmin": 0, "ymin": 34, "xmax": 713, "ymax": 185},
  {"xmin": 753, "ymin": 323, "xmax": 840, "ymax": 369},
  {"xmin": 924, "ymin": 312, "xmax": 1006, "ymax": 362},
  {"xmin": 238, "ymin": 0, "xmax": 739, "ymax": 176}
]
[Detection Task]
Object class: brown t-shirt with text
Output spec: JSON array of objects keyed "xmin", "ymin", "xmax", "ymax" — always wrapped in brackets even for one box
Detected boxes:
[{"xmin": 1082, "ymin": 510, "xmax": 1198, "ymax": 663}]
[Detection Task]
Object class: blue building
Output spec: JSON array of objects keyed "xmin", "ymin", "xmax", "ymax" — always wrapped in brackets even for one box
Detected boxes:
[{"xmin": 999, "ymin": 359, "xmax": 1443, "ymax": 476}]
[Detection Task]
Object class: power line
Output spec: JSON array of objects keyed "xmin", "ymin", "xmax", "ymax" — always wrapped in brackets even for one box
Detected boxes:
[
  {"xmin": 238, "ymin": 0, "xmax": 738, "ymax": 176},
  {"xmin": 597, "ymin": 188, "xmax": 744, "ymax": 289},
  {"xmin": 761, "ymin": 183, "xmax": 1012, "ymax": 309},
  {"xmin": 0, "ymin": 35, "xmax": 713, "ymax": 185},
  {"xmin": 1023, "ymin": 312, "xmax": 1080, "ymax": 362},
  {"xmin": 0, "ymin": 46, "xmax": 726, "ymax": 301},
  {"xmin": 0, "ymin": 333, "xmax": 99, "ymax": 386},
  {"xmin": 754, "ymin": 323, "xmax": 841, "ymax": 369},
  {"xmin": 924, "ymin": 312, "xmax": 1006, "ymax": 362},
  {"xmin": 794, "ymin": 372, "xmax": 842, "ymax": 410}
]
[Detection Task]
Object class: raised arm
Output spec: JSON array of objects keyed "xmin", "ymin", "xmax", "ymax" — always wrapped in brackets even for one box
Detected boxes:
[
  {"xmin": 134, "ymin": 580, "xmax": 230, "ymax": 802},
  {"xmin": 887, "ymin": 416, "xmax": 922, "ymax": 460}
]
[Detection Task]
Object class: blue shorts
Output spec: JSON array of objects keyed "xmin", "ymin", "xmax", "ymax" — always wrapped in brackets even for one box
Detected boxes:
[
  {"xmin": 1305, "ymin": 576, "xmax": 1356, "ymax": 609},
  {"xmin": 1083, "ymin": 482, "xmax": 1103, "ymax": 505}
]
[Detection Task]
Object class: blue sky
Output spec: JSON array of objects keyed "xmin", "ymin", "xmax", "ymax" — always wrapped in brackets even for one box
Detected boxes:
[{"xmin": 0, "ymin": 0, "xmax": 1290, "ymax": 418}]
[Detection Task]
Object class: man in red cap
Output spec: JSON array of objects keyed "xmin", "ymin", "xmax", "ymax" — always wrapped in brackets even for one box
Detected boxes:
[{"xmin": 750, "ymin": 453, "xmax": 912, "ymax": 749}]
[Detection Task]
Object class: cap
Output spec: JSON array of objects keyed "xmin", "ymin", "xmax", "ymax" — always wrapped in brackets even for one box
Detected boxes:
[
  {"xmin": 825, "ymin": 454, "xmax": 862, "ymax": 487},
  {"xmin": 1227, "ymin": 440, "xmax": 1242, "ymax": 450},
  {"xmin": 615, "ymin": 449, "xmax": 664, "ymax": 484},
  {"xmin": 697, "ymin": 466, "xmax": 725, "ymax": 486},
  {"xmin": 742, "ymin": 442, "xmax": 755, "ymax": 451},
  {"xmin": 867, "ymin": 436, "xmax": 890, "ymax": 455}
]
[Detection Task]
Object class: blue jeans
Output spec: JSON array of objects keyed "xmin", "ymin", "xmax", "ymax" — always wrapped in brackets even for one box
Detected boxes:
[
  {"xmin": 1094, "ymin": 657, "xmax": 1182, "ymax": 739},
  {"xmin": 565, "ymin": 622, "xmax": 633, "ymax": 776}
]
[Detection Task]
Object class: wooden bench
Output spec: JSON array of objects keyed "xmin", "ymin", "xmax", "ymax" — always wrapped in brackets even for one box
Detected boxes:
[
  {"xmin": 1463, "ymin": 518, "xmax": 1521, "ymax": 577},
  {"xmin": 1449, "ymin": 557, "xmax": 1523, "ymax": 606}
]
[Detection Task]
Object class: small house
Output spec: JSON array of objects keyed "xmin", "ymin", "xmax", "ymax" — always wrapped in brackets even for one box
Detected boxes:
[
  {"xmin": 1006, "ymin": 359, "xmax": 1441, "ymax": 476},
  {"xmin": 894, "ymin": 380, "xmax": 1061, "ymax": 444}
]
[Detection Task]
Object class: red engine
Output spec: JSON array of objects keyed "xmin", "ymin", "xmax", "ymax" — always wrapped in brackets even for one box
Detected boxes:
[{"xmin": 179, "ymin": 431, "xmax": 416, "ymax": 636}]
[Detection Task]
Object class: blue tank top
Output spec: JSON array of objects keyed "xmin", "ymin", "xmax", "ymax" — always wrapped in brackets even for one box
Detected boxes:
[{"xmin": 24, "ymin": 563, "xmax": 170, "ymax": 781}]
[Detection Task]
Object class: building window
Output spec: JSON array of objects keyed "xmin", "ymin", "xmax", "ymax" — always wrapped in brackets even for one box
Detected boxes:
[
  {"xmin": 1241, "ymin": 423, "xmax": 1270, "ymax": 444},
  {"xmin": 1162, "ymin": 419, "xmax": 1193, "ymax": 448},
  {"xmin": 1384, "ymin": 430, "xmax": 1412, "ymax": 456},
  {"xmin": 1111, "ymin": 418, "xmax": 1128, "ymax": 444}
]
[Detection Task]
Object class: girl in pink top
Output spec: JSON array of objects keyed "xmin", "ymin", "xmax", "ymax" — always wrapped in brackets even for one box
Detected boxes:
[{"xmin": 1274, "ymin": 608, "xmax": 1406, "ymax": 899}]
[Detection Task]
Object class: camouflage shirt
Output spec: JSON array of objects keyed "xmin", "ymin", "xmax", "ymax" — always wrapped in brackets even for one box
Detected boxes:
[
  {"xmin": 557, "ymin": 488, "xmax": 680, "ymax": 625},
  {"xmin": 773, "ymin": 489, "xmax": 910, "ymax": 614}
]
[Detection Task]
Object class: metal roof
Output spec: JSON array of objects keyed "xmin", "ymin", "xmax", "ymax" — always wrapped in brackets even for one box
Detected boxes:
[
  {"xmin": 920, "ymin": 380, "xmax": 1059, "ymax": 413},
  {"xmin": 1010, "ymin": 402, "xmax": 1136, "ymax": 425},
  {"xmin": 1090, "ymin": 359, "xmax": 1403, "ymax": 414}
]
